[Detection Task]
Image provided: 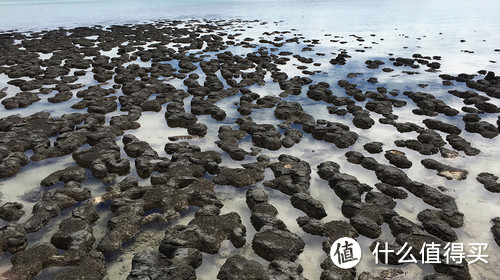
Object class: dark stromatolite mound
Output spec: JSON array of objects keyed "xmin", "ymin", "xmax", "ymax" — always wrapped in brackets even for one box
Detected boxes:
[
  {"xmin": 282, "ymin": 128, "xmax": 303, "ymax": 148},
  {"xmin": 274, "ymin": 100, "xmax": 314, "ymax": 124},
  {"xmin": 40, "ymin": 166, "xmax": 86, "ymax": 187},
  {"xmin": 290, "ymin": 192, "xmax": 327, "ymax": 219},
  {"xmin": 465, "ymin": 120, "xmax": 499, "ymax": 138},
  {"xmin": 72, "ymin": 138, "xmax": 130, "ymax": 183},
  {"xmin": 264, "ymin": 154, "xmax": 312, "ymax": 195},
  {"xmin": 374, "ymin": 183, "xmax": 408, "ymax": 199},
  {"xmin": 218, "ymin": 255, "xmax": 269, "ymax": 280},
  {"xmin": 341, "ymin": 151, "xmax": 465, "ymax": 242},
  {"xmin": 151, "ymin": 142, "xmax": 221, "ymax": 184},
  {"xmin": 216, "ymin": 125, "xmax": 251, "ymax": 160},
  {"xmin": 0, "ymin": 112, "xmax": 90, "ymax": 177},
  {"xmin": 127, "ymin": 249, "xmax": 199, "ymax": 280},
  {"xmin": 51, "ymin": 202, "xmax": 98, "ymax": 251},
  {"xmin": 0, "ymin": 151, "xmax": 28, "ymax": 178},
  {"xmin": 218, "ymin": 255, "xmax": 307, "ymax": 280},
  {"xmin": 384, "ymin": 150, "xmax": 412, "ymax": 169},
  {"xmin": 404, "ymin": 91, "xmax": 459, "ymax": 116},
  {"xmin": 421, "ymin": 158, "xmax": 468, "ymax": 180},
  {"xmin": 237, "ymin": 116, "xmax": 282, "ymax": 151},
  {"xmin": 0, "ymin": 202, "xmax": 25, "ymax": 221},
  {"xmin": 466, "ymin": 71, "xmax": 500, "ymax": 99},
  {"xmin": 95, "ymin": 173, "xmax": 222, "ymax": 254},
  {"xmin": 422, "ymin": 119, "xmax": 461, "ymax": 135},
  {"xmin": 165, "ymin": 101, "xmax": 198, "ymax": 128},
  {"xmin": 476, "ymin": 172, "xmax": 500, "ymax": 193},
  {"xmin": 445, "ymin": 134, "xmax": 480, "ymax": 156},
  {"xmin": 358, "ymin": 269, "xmax": 404, "ymax": 280},
  {"xmin": 0, "ymin": 223, "xmax": 27, "ymax": 258},
  {"xmin": 491, "ymin": 217, "xmax": 500, "ymax": 247},
  {"xmin": 417, "ymin": 209, "xmax": 458, "ymax": 242},
  {"xmin": 159, "ymin": 207, "xmax": 246, "ymax": 256},
  {"xmin": 252, "ymin": 229, "xmax": 305, "ymax": 262},
  {"xmin": 1, "ymin": 91, "xmax": 41, "ymax": 110},
  {"xmin": 393, "ymin": 128, "xmax": 447, "ymax": 156},
  {"xmin": 123, "ymin": 134, "xmax": 170, "ymax": 178},
  {"xmin": 303, "ymin": 119, "xmax": 358, "ymax": 148},
  {"xmin": 245, "ymin": 187, "xmax": 307, "ymax": 272},
  {"xmin": 296, "ymin": 216, "xmax": 359, "ymax": 278},
  {"xmin": 214, "ymin": 164, "xmax": 265, "ymax": 188},
  {"xmin": 246, "ymin": 188, "xmax": 286, "ymax": 231},
  {"xmin": 3, "ymin": 242, "xmax": 106, "ymax": 280},
  {"xmin": 364, "ymin": 142, "xmax": 383, "ymax": 154},
  {"xmin": 341, "ymin": 198, "xmax": 397, "ymax": 239},
  {"xmin": 24, "ymin": 180, "xmax": 92, "ymax": 233}
]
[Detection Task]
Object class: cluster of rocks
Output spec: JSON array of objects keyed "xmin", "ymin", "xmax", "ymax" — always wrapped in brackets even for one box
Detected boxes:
[
  {"xmin": 246, "ymin": 188, "xmax": 306, "ymax": 267},
  {"xmin": 237, "ymin": 116, "xmax": 283, "ymax": 150},
  {"xmin": 123, "ymin": 134, "xmax": 170, "ymax": 178},
  {"xmin": 0, "ymin": 18, "xmax": 499, "ymax": 280},
  {"xmin": 404, "ymin": 91, "xmax": 459, "ymax": 116},
  {"xmin": 1, "ymin": 171, "xmax": 105, "ymax": 279}
]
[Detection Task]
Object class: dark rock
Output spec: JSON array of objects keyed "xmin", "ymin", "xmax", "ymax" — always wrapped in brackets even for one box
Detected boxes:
[
  {"xmin": 374, "ymin": 183, "xmax": 408, "ymax": 199},
  {"xmin": 417, "ymin": 209, "xmax": 458, "ymax": 242},
  {"xmin": 446, "ymin": 135, "xmax": 480, "ymax": 156},
  {"xmin": 187, "ymin": 123, "xmax": 207, "ymax": 137},
  {"xmin": 304, "ymin": 120, "xmax": 358, "ymax": 148},
  {"xmin": 476, "ymin": 172, "xmax": 500, "ymax": 193},
  {"xmin": 423, "ymin": 119, "xmax": 461, "ymax": 135},
  {"xmin": 491, "ymin": 217, "xmax": 500, "ymax": 247},
  {"xmin": 0, "ymin": 223, "xmax": 27, "ymax": 256},
  {"xmin": 237, "ymin": 116, "xmax": 282, "ymax": 150},
  {"xmin": 216, "ymin": 125, "xmax": 249, "ymax": 161},
  {"xmin": 405, "ymin": 91, "xmax": 458, "ymax": 116},
  {"xmin": 264, "ymin": 155, "xmax": 311, "ymax": 195},
  {"xmin": 214, "ymin": 166, "xmax": 265, "ymax": 187},
  {"xmin": 394, "ymin": 139, "xmax": 439, "ymax": 155},
  {"xmin": 159, "ymin": 210, "xmax": 246, "ymax": 255},
  {"xmin": 0, "ymin": 152, "xmax": 29, "ymax": 178},
  {"xmin": 423, "ymin": 273, "xmax": 454, "ymax": 280},
  {"xmin": 421, "ymin": 159, "xmax": 468, "ymax": 180},
  {"xmin": 252, "ymin": 229, "xmax": 305, "ymax": 262},
  {"xmin": 127, "ymin": 250, "xmax": 197, "ymax": 280},
  {"xmin": 439, "ymin": 147, "xmax": 460, "ymax": 158},
  {"xmin": 432, "ymin": 261, "xmax": 471, "ymax": 280},
  {"xmin": 465, "ymin": 121, "xmax": 499, "ymax": 138},
  {"xmin": 0, "ymin": 202, "xmax": 25, "ymax": 221},
  {"xmin": 384, "ymin": 150, "xmax": 412, "ymax": 169},
  {"xmin": 290, "ymin": 192, "xmax": 327, "ymax": 219},
  {"xmin": 364, "ymin": 142, "xmax": 383, "ymax": 154},
  {"xmin": 317, "ymin": 161, "xmax": 340, "ymax": 180},
  {"xmin": 40, "ymin": 166, "xmax": 86, "ymax": 187},
  {"xmin": 3, "ymin": 243, "xmax": 58, "ymax": 279},
  {"xmin": 217, "ymin": 255, "xmax": 269, "ymax": 280},
  {"xmin": 282, "ymin": 128, "xmax": 303, "ymax": 148}
]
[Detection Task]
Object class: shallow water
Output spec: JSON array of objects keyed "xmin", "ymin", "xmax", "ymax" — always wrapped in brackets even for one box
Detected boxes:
[{"xmin": 0, "ymin": 1, "xmax": 500, "ymax": 280}]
